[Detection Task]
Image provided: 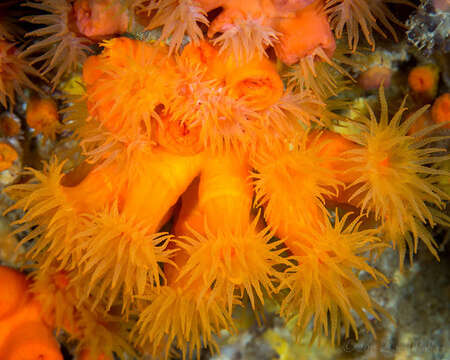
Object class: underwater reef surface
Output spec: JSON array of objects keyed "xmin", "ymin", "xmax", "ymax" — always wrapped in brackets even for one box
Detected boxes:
[{"xmin": 0, "ymin": 1, "xmax": 448, "ymax": 360}]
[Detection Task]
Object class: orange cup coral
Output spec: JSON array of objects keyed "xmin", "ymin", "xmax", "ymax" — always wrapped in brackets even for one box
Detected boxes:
[
  {"xmin": 175, "ymin": 152, "xmax": 286, "ymax": 309},
  {"xmin": 279, "ymin": 214, "xmax": 387, "ymax": 344},
  {"xmin": 0, "ymin": 40, "xmax": 39, "ymax": 108},
  {"xmin": 252, "ymin": 132, "xmax": 340, "ymax": 237},
  {"xmin": 82, "ymin": 38, "xmax": 177, "ymax": 144},
  {"xmin": 133, "ymin": 270, "xmax": 234, "ymax": 359},
  {"xmin": 4, "ymin": 158, "xmax": 127, "ymax": 269},
  {"xmin": 344, "ymin": 88, "xmax": 449, "ymax": 266},
  {"xmin": 4, "ymin": 13, "xmax": 449, "ymax": 357},
  {"xmin": 21, "ymin": 0, "xmax": 92, "ymax": 87},
  {"xmin": 325, "ymin": 0, "xmax": 408, "ymax": 51},
  {"xmin": 68, "ymin": 147, "xmax": 204, "ymax": 311}
]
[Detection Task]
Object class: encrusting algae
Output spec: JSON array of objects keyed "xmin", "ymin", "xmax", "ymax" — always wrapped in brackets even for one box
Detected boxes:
[{"xmin": 0, "ymin": 1, "xmax": 449, "ymax": 360}]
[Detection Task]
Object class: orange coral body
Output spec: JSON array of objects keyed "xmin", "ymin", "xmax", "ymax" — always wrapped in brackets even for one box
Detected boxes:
[
  {"xmin": 63, "ymin": 160, "xmax": 126, "ymax": 213},
  {"xmin": 172, "ymin": 152, "xmax": 286, "ymax": 310},
  {"xmin": 175, "ymin": 151, "xmax": 253, "ymax": 234},
  {"xmin": 122, "ymin": 148, "xmax": 204, "ymax": 227},
  {"xmin": 206, "ymin": 0, "xmax": 273, "ymax": 36},
  {"xmin": 0, "ymin": 319, "xmax": 62, "ymax": 360},
  {"xmin": 221, "ymin": 55, "xmax": 284, "ymax": 110},
  {"xmin": 0, "ymin": 266, "xmax": 30, "ymax": 319},
  {"xmin": 273, "ymin": 0, "xmax": 336, "ymax": 65},
  {"xmin": 73, "ymin": 0, "xmax": 129, "ymax": 38},
  {"xmin": 0, "ymin": 266, "xmax": 63, "ymax": 360},
  {"xmin": 0, "ymin": 112, "xmax": 21, "ymax": 136},
  {"xmin": 309, "ymin": 130, "xmax": 361, "ymax": 184}
]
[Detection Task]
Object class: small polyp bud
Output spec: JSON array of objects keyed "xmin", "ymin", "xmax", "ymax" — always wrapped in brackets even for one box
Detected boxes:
[
  {"xmin": 407, "ymin": 109, "xmax": 433, "ymax": 135},
  {"xmin": 26, "ymin": 97, "xmax": 59, "ymax": 138},
  {"xmin": 0, "ymin": 112, "xmax": 21, "ymax": 137},
  {"xmin": 0, "ymin": 142, "xmax": 18, "ymax": 172},
  {"xmin": 358, "ymin": 66, "xmax": 392, "ymax": 90},
  {"xmin": 73, "ymin": 0, "xmax": 129, "ymax": 38},
  {"xmin": 431, "ymin": 93, "xmax": 450, "ymax": 129},
  {"xmin": 408, "ymin": 64, "xmax": 440, "ymax": 101}
]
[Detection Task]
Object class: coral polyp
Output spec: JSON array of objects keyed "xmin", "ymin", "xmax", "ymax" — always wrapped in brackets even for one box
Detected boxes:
[
  {"xmin": 280, "ymin": 214, "xmax": 387, "ymax": 344},
  {"xmin": 179, "ymin": 220, "xmax": 285, "ymax": 309},
  {"xmin": 325, "ymin": 0, "xmax": 409, "ymax": 51},
  {"xmin": 73, "ymin": 207, "xmax": 175, "ymax": 312},
  {"xmin": 345, "ymin": 88, "xmax": 450, "ymax": 265},
  {"xmin": 133, "ymin": 282, "xmax": 234, "ymax": 359},
  {"xmin": 134, "ymin": 0, "xmax": 209, "ymax": 54},
  {"xmin": 0, "ymin": 40, "xmax": 39, "ymax": 108},
  {"xmin": 83, "ymin": 38, "xmax": 176, "ymax": 143},
  {"xmin": 0, "ymin": 1, "xmax": 448, "ymax": 359},
  {"xmin": 5, "ymin": 158, "xmax": 126, "ymax": 269},
  {"xmin": 174, "ymin": 152, "xmax": 287, "ymax": 310},
  {"xmin": 252, "ymin": 132, "xmax": 340, "ymax": 235},
  {"xmin": 21, "ymin": 0, "xmax": 93, "ymax": 87}
]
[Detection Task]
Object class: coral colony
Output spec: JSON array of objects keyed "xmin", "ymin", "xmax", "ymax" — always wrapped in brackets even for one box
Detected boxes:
[{"xmin": 0, "ymin": 1, "xmax": 448, "ymax": 360}]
